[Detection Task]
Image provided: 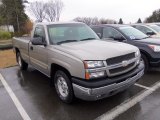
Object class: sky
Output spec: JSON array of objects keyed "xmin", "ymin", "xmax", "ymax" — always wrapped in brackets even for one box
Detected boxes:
[{"xmin": 26, "ymin": 0, "xmax": 160, "ymax": 23}]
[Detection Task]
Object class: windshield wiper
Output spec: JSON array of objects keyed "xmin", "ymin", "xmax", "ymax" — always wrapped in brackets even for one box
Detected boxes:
[
  {"xmin": 142, "ymin": 36, "xmax": 150, "ymax": 39},
  {"xmin": 132, "ymin": 38, "xmax": 141, "ymax": 40},
  {"xmin": 80, "ymin": 38, "xmax": 96, "ymax": 41},
  {"xmin": 57, "ymin": 40, "xmax": 78, "ymax": 45}
]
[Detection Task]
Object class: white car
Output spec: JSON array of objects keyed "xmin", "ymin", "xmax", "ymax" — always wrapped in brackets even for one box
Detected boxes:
[{"xmin": 132, "ymin": 24, "xmax": 160, "ymax": 38}]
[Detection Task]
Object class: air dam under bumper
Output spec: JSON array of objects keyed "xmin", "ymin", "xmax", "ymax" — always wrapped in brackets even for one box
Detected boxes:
[{"xmin": 72, "ymin": 63, "xmax": 144, "ymax": 101}]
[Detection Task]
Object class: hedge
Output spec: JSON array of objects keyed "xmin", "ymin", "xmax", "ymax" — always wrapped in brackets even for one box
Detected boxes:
[{"xmin": 0, "ymin": 31, "xmax": 12, "ymax": 40}]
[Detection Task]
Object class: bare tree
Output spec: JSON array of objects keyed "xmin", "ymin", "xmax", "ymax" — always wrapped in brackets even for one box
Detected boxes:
[
  {"xmin": 29, "ymin": 0, "xmax": 64, "ymax": 22},
  {"xmin": 29, "ymin": 1, "xmax": 46, "ymax": 22},
  {"xmin": 74, "ymin": 17, "xmax": 99, "ymax": 25},
  {"xmin": 45, "ymin": 1, "xmax": 56, "ymax": 22},
  {"xmin": 74, "ymin": 17, "xmax": 117, "ymax": 25},
  {"xmin": 54, "ymin": 0, "xmax": 64, "ymax": 21},
  {"xmin": 99, "ymin": 18, "xmax": 116, "ymax": 24}
]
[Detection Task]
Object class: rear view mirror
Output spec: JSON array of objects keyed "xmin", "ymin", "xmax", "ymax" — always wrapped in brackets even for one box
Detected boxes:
[
  {"xmin": 146, "ymin": 31, "xmax": 155, "ymax": 36},
  {"xmin": 31, "ymin": 37, "xmax": 47, "ymax": 46}
]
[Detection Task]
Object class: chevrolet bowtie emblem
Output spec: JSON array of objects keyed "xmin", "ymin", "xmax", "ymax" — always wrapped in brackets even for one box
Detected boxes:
[{"xmin": 122, "ymin": 60, "xmax": 129, "ymax": 67}]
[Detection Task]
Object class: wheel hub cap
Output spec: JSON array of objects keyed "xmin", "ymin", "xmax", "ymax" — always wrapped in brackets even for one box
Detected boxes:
[{"xmin": 57, "ymin": 76, "xmax": 69, "ymax": 98}]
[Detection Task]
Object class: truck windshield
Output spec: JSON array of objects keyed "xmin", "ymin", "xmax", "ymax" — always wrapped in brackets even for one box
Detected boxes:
[
  {"xmin": 47, "ymin": 24, "xmax": 99, "ymax": 44},
  {"xmin": 119, "ymin": 26, "xmax": 148, "ymax": 40}
]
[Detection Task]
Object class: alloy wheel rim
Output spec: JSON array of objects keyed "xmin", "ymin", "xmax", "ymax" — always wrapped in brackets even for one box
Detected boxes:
[{"xmin": 57, "ymin": 76, "xmax": 69, "ymax": 98}]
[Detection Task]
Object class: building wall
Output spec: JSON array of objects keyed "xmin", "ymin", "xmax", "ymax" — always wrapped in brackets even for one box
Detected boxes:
[{"xmin": 0, "ymin": 25, "xmax": 14, "ymax": 32}]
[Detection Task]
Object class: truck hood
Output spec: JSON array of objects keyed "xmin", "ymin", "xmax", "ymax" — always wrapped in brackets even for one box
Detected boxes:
[
  {"xmin": 135, "ymin": 38, "xmax": 160, "ymax": 45},
  {"xmin": 53, "ymin": 40, "xmax": 138, "ymax": 60}
]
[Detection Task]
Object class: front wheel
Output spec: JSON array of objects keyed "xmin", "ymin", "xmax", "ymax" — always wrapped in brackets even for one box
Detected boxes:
[
  {"xmin": 54, "ymin": 70, "xmax": 74, "ymax": 103},
  {"xmin": 141, "ymin": 54, "xmax": 149, "ymax": 73},
  {"xmin": 16, "ymin": 52, "xmax": 28, "ymax": 70}
]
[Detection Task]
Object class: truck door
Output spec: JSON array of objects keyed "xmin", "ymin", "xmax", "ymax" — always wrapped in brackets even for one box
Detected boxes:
[{"xmin": 29, "ymin": 25, "xmax": 49, "ymax": 75}]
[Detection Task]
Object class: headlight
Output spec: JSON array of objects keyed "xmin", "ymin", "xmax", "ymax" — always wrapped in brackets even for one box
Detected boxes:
[
  {"xmin": 135, "ymin": 50, "xmax": 140, "ymax": 57},
  {"xmin": 148, "ymin": 45, "xmax": 160, "ymax": 52},
  {"xmin": 85, "ymin": 71, "xmax": 106, "ymax": 79},
  {"xmin": 84, "ymin": 61, "xmax": 104, "ymax": 69},
  {"xmin": 84, "ymin": 61, "xmax": 106, "ymax": 79}
]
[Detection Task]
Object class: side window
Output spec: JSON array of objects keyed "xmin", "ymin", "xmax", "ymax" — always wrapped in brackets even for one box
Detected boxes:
[
  {"xmin": 34, "ymin": 26, "xmax": 45, "ymax": 39},
  {"xmin": 135, "ymin": 26, "xmax": 152, "ymax": 34},
  {"xmin": 103, "ymin": 27, "xmax": 125, "ymax": 41},
  {"xmin": 92, "ymin": 27, "xmax": 102, "ymax": 33},
  {"xmin": 91, "ymin": 27, "xmax": 102, "ymax": 38}
]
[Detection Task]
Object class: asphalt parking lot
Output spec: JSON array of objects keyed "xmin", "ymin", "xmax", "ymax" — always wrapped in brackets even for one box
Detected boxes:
[{"xmin": 0, "ymin": 66, "xmax": 160, "ymax": 120}]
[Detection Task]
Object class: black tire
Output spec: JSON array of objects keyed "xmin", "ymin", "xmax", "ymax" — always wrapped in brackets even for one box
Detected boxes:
[
  {"xmin": 141, "ymin": 54, "xmax": 149, "ymax": 73},
  {"xmin": 16, "ymin": 52, "xmax": 28, "ymax": 70},
  {"xmin": 54, "ymin": 70, "xmax": 74, "ymax": 103}
]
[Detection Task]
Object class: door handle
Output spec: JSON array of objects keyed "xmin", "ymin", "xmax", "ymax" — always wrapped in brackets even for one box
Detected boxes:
[{"xmin": 30, "ymin": 46, "xmax": 33, "ymax": 50}]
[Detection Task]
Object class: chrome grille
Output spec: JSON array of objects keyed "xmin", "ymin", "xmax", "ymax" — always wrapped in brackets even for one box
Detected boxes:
[
  {"xmin": 109, "ymin": 62, "xmax": 135, "ymax": 74},
  {"xmin": 106, "ymin": 52, "xmax": 137, "ymax": 76},
  {"xmin": 106, "ymin": 52, "xmax": 135, "ymax": 65}
]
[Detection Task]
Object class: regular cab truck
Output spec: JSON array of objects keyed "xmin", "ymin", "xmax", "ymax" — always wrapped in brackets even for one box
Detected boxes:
[{"xmin": 13, "ymin": 22, "xmax": 144, "ymax": 103}]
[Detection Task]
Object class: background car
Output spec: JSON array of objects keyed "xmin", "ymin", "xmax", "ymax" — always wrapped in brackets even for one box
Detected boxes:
[
  {"xmin": 132, "ymin": 24, "xmax": 160, "ymax": 38},
  {"xmin": 91, "ymin": 24, "xmax": 160, "ymax": 72},
  {"xmin": 152, "ymin": 23, "xmax": 160, "ymax": 27}
]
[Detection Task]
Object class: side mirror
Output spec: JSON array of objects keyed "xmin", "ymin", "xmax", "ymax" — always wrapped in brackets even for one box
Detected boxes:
[
  {"xmin": 31, "ymin": 37, "xmax": 47, "ymax": 46},
  {"xmin": 97, "ymin": 33, "xmax": 102, "ymax": 38},
  {"xmin": 112, "ymin": 36, "xmax": 125, "ymax": 42},
  {"xmin": 146, "ymin": 31, "xmax": 155, "ymax": 36},
  {"xmin": 118, "ymin": 37, "xmax": 126, "ymax": 42}
]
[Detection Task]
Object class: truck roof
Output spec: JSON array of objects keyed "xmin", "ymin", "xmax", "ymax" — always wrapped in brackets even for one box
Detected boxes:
[
  {"xmin": 91, "ymin": 24, "xmax": 130, "ymax": 28},
  {"xmin": 35, "ymin": 21, "xmax": 85, "ymax": 26}
]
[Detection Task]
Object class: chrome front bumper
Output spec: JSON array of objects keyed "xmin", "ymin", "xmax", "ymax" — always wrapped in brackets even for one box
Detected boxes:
[{"xmin": 73, "ymin": 69, "xmax": 144, "ymax": 101}]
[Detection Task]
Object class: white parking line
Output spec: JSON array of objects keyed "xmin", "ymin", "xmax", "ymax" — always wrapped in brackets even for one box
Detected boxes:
[
  {"xmin": 0, "ymin": 73, "xmax": 31, "ymax": 120},
  {"xmin": 96, "ymin": 81, "xmax": 160, "ymax": 120},
  {"xmin": 134, "ymin": 83, "xmax": 154, "ymax": 90}
]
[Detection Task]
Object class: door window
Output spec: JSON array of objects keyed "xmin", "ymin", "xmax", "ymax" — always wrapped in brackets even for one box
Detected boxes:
[
  {"xmin": 34, "ymin": 26, "xmax": 45, "ymax": 39},
  {"xmin": 103, "ymin": 27, "xmax": 125, "ymax": 41},
  {"xmin": 134, "ymin": 25, "xmax": 153, "ymax": 34}
]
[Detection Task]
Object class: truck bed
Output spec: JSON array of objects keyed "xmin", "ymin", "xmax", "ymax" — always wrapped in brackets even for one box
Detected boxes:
[
  {"xmin": 12, "ymin": 37, "xmax": 31, "ymax": 63},
  {"xmin": 15, "ymin": 36, "xmax": 31, "ymax": 41}
]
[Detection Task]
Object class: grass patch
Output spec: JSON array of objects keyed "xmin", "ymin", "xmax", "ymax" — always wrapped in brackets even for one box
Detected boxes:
[
  {"xmin": 0, "ymin": 49, "xmax": 17, "ymax": 68},
  {"xmin": 0, "ymin": 39, "xmax": 12, "ymax": 43}
]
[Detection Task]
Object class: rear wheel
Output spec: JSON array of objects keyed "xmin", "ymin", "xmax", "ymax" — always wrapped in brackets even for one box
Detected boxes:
[
  {"xmin": 141, "ymin": 54, "xmax": 149, "ymax": 72},
  {"xmin": 16, "ymin": 52, "xmax": 28, "ymax": 70},
  {"xmin": 54, "ymin": 70, "xmax": 74, "ymax": 103}
]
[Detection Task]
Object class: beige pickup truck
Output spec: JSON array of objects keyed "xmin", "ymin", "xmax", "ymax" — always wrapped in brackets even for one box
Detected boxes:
[{"xmin": 13, "ymin": 22, "xmax": 144, "ymax": 103}]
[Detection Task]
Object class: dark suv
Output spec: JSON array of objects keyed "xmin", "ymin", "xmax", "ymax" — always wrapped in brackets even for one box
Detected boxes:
[{"xmin": 91, "ymin": 24, "xmax": 160, "ymax": 72}]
